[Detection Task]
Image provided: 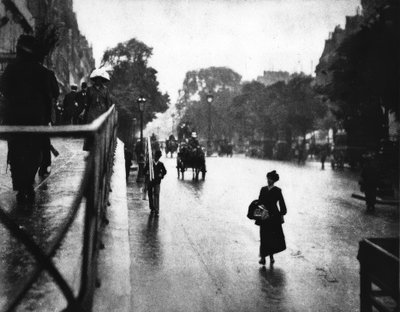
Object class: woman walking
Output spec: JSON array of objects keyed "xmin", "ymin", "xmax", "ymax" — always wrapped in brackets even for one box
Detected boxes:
[{"xmin": 257, "ymin": 170, "xmax": 287, "ymax": 265}]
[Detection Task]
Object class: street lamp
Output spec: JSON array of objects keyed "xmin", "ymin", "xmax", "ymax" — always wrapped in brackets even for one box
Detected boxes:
[
  {"xmin": 132, "ymin": 117, "xmax": 137, "ymax": 145},
  {"xmin": 136, "ymin": 96, "xmax": 146, "ymax": 182},
  {"xmin": 206, "ymin": 94, "xmax": 214, "ymax": 156}
]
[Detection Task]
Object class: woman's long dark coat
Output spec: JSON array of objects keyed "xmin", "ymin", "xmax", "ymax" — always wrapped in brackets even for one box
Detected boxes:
[
  {"xmin": 82, "ymin": 84, "xmax": 111, "ymax": 151},
  {"xmin": 258, "ymin": 186, "xmax": 287, "ymax": 257},
  {"xmin": 85, "ymin": 85, "xmax": 111, "ymax": 123}
]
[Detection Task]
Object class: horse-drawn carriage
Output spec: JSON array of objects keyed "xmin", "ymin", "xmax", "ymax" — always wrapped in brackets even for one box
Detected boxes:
[
  {"xmin": 218, "ymin": 141, "xmax": 233, "ymax": 157},
  {"xmin": 330, "ymin": 132, "xmax": 365, "ymax": 170},
  {"xmin": 176, "ymin": 142, "xmax": 206, "ymax": 180}
]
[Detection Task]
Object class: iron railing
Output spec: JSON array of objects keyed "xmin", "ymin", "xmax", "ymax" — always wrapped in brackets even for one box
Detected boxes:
[{"xmin": 0, "ymin": 105, "xmax": 118, "ymax": 311}]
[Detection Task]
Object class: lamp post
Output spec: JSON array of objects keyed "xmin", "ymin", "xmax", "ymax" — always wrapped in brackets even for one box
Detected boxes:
[
  {"xmin": 206, "ymin": 94, "xmax": 214, "ymax": 156},
  {"xmin": 132, "ymin": 117, "xmax": 137, "ymax": 145},
  {"xmin": 136, "ymin": 96, "xmax": 146, "ymax": 182}
]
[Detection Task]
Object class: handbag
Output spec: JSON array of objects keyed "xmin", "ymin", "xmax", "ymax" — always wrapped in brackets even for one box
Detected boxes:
[
  {"xmin": 253, "ymin": 204, "xmax": 269, "ymax": 220},
  {"xmin": 247, "ymin": 200, "xmax": 269, "ymax": 221}
]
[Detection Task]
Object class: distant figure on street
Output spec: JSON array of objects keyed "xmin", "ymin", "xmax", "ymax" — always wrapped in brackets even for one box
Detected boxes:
[
  {"xmin": 0, "ymin": 34, "xmax": 58, "ymax": 202},
  {"xmin": 257, "ymin": 170, "xmax": 287, "ymax": 265},
  {"xmin": 135, "ymin": 139, "xmax": 144, "ymax": 162},
  {"xmin": 144, "ymin": 150, "xmax": 167, "ymax": 215},
  {"xmin": 124, "ymin": 146, "xmax": 133, "ymax": 181},
  {"xmin": 297, "ymin": 141, "xmax": 306, "ymax": 164},
  {"xmin": 360, "ymin": 152, "xmax": 379, "ymax": 212},
  {"xmin": 55, "ymin": 101, "xmax": 63, "ymax": 125},
  {"xmin": 320, "ymin": 143, "xmax": 329, "ymax": 170},
  {"xmin": 76, "ymin": 82, "xmax": 88, "ymax": 124},
  {"xmin": 62, "ymin": 84, "xmax": 78, "ymax": 125}
]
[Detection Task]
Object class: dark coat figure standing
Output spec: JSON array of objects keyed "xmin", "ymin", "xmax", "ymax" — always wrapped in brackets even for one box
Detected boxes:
[
  {"xmin": 320, "ymin": 143, "xmax": 329, "ymax": 170},
  {"xmin": 124, "ymin": 147, "xmax": 133, "ymax": 180},
  {"xmin": 0, "ymin": 35, "xmax": 57, "ymax": 201},
  {"xmin": 75, "ymin": 82, "xmax": 88, "ymax": 124},
  {"xmin": 39, "ymin": 66, "xmax": 59, "ymax": 177},
  {"xmin": 62, "ymin": 85, "xmax": 78, "ymax": 125},
  {"xmin": 84, "ymin": 80, "xmax": 111, "ymax": 123},
  {"xmin": 144, "ymin": 150, "xmax": 167, "ymax": 216},
  {"xmin": 81, "ymin": 69, "xmax": 111, "ymax": 151},
  {"xmin": 257, "ymin": 170, "xmax": 287, "ymax": 265},
  {"xmin": 360, "ymin": 152, "xmax": 379, "ymax": 212}
]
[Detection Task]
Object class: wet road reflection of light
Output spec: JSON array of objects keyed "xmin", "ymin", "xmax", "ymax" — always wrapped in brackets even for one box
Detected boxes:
[
  {"xmin": 129, "ymin": 155, "xmax": 398, "ymax": 312},
  {"xmin": 0, "ymin": 139, "xmax": 87, "ymax": 311},
  {"xmin": 140, "ymin": 214, "xmax": 162, "ymax": 267}
]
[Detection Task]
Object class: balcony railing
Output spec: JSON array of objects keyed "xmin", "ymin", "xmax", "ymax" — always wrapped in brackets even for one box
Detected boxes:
[{"xmin": 0, "ymin": 105, "xmax": 118, "ymax": 311}]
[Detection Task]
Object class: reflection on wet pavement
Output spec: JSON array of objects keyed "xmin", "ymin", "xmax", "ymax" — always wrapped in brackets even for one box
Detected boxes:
[
  {"xmin": 128, "ymin": 155, "xmax": 399, "ymax": 312},
  {"xmin": 0, "ymin": 138, "xmax": 86, "ymax": 311}
]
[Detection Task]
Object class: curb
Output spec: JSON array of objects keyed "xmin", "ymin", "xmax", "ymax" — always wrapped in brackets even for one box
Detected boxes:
[
  {"xmin": 93, "ymin": 139, "xmax": 131, "ymax": 311},
  {"xmin": 352, "ymin": 193, "xmax": 399, "ymax": 206}
]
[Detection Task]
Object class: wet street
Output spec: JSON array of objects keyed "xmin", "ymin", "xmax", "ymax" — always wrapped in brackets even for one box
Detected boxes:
[
  {"xmin": 128, "ymin": 155, "xmax": 399, "ymax": 312},
  {"xmin": 0, "ymin": 139, "xmax": 87, "ymax": 311}
]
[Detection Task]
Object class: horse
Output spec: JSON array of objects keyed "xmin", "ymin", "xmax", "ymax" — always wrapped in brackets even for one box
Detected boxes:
[
  {"xmin": 176, "ymin": 145, "xmax": 206, "ymax": 180},
  {"xmin": 218, "ymin": 142, "xmax": 233, "ymax": 157},
  {"xmin": 165, "ymin": 139, "xmax": 178, "ymax": 158}
]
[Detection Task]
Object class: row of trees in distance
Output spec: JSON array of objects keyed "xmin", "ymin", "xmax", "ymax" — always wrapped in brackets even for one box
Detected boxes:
[{"xmin": 176, "ymin": 67, "xmax": 327, "ymax": 146}]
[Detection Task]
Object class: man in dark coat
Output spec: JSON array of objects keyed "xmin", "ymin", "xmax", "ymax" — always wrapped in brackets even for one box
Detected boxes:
[
  {"xmin": 360, "ymin": 152, "xmax": 380, "ymax": 212},
  {"xmin": 320, "ymin": 143, "xmax": 329, "ymax": 170},
  {"xmin": 144, "ymin": 150, "xmax": 167, "ymax": 215},
  {"xmin": 0, "ymin": 35, "xmax": 57, "ymax": 201},
  {"xmin": 62, "ymin": 85, "xmax": 78, "ymax": 124},
  {"xmin": 38, "ymin": 65, "xmax": 59, "ymax": 177},
  {"xmin": 75, "ymin": 82, "xmax": 88, "ymax": 124}
]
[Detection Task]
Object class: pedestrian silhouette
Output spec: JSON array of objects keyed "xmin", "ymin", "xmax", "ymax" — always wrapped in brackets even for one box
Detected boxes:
[
  {"xmin": 82, "ymin": 68, "xmax": 112, "ymax": 151},
  {"xmin": 62, "ymin": 84, "xmax": 78, "ymax": 125},
  {"xmin": 144, "ymin": 150, "xmax": 167, "ymax": 216},
  {"xmin": 76, "ymin": 82, "xmax": 88, "ymax": 124},
  {"xmin": 248, "ymin": 170, "xmax": 287, "ymax": 265},
  {"xmin": 0, "ymin": 34, "xmax": 59, "ymax": 202},
  {"xmin": 360, "ymin": 151, "xmax": 379, "ymax": 212}
]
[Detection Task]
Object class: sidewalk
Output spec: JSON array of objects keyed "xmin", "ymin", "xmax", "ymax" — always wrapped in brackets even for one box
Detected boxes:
[
  {"xmin": 93, "ymin": 139, "xmax": 131, "ymax": 311},
  {"xmin": 0, "ymin": 138, "xmax": 132, "ymax": 311},
  {"xmin": 0, "ymin": 138, "xmax": 88, "ymax": 311}
]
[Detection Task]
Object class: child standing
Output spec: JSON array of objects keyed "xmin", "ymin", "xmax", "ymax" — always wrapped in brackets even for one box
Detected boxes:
[{"xmin": 145, "ymin": 150, "xmax": 167, "ymax": 215}]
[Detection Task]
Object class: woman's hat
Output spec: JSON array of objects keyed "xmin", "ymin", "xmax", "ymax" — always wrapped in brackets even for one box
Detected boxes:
[
  {"xmin": 266, "ymin": 170, "xmax": 279, "ymax": 182},
  {"xmin": 90, "ymin": 68, "xmax": 110, "ymax": 81}
]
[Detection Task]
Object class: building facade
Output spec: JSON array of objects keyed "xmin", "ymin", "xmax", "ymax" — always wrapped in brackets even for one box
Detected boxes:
[
  {"xmin": 256, "ymin": 71, "xmax": 290, "ymax": 87},
  {"xmin": 0, "ymin": 0, "xmax": 95, "ymax": 95}
]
